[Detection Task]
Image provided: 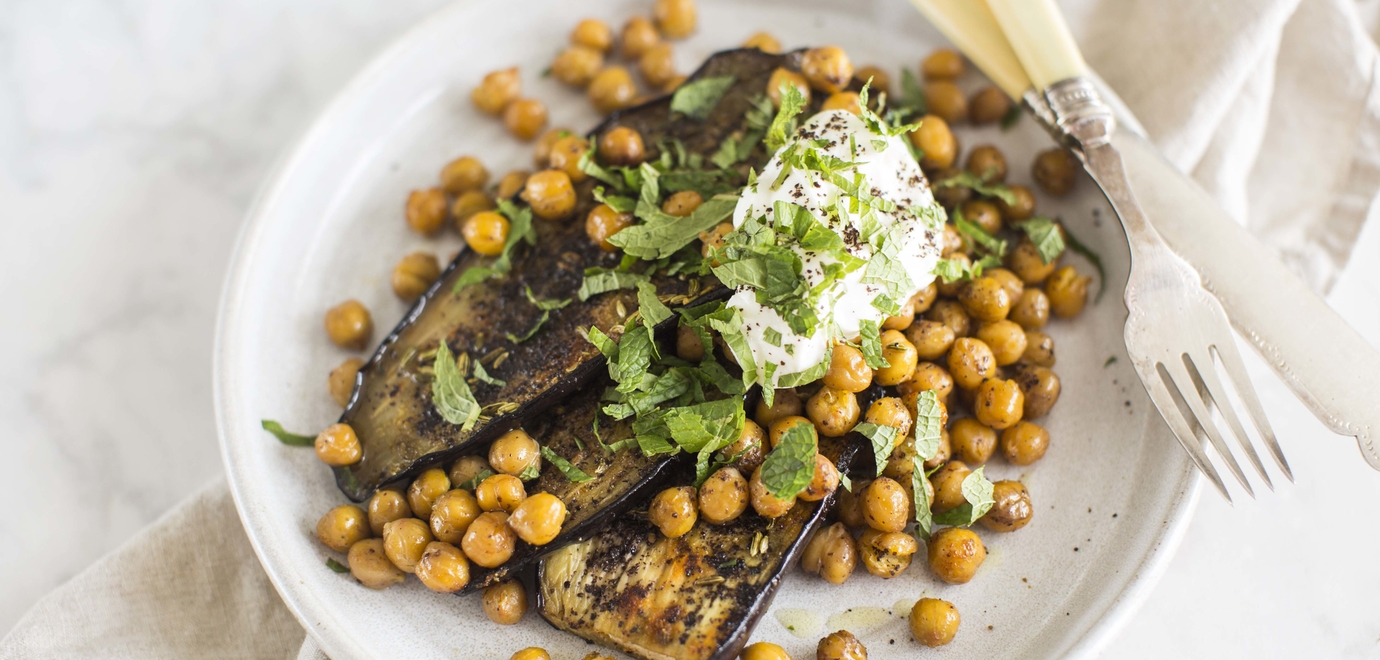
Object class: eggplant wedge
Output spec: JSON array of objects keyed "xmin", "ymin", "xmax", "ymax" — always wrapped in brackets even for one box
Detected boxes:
[
  {"xmin": 332, "ymin": 47, "xmax": 802, "ymax": 501},
  {"xmin": 536, "ymin": 435, "xmax": 861, "ymax": 660}
]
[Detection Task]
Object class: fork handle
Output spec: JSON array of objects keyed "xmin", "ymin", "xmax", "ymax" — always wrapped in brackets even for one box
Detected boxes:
[{"xmin": 983, "ymin": 0, "xmax": 1088, "ymax": 89}]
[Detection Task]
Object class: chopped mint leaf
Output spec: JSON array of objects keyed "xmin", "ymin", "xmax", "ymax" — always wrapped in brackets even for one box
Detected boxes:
[
  {"xmin": 1104, "ymin": 356, "xmax": 1118, "ymax": 368},
  {"xmin": 524, "ymin": 285, "xmax": 572, "ymax": 311},
  {"xmin": 578, "ymin": 140, "xmax": 627, "ymax": 190},
  {"xmin": 451, "ymin": 199, "xmax": 535, "ymax": 293},
  {"xmin": 261, "ymin": 420, "xmax": 314, "ymax": 447},
  {"xmin": 765, "ymin": 82, "xmax": 807, "ymax": 153},
  {"xmin": 759, "ymin": 420, "xmax": 817, "ymax": 499},
  {"xmin": 541, "ymin": 445, "xmax": 594, "ymax": 483},
  {"xmin": 613, "ymin": 325, "xmax": 655, "ymax": 394},
  {"xmin": 516, "ymin": 461, "xmax": 542, "ymax": 482},
  {"xmin": 858, "ymin": 319, "xmax": 889, "ymax": 369},
  {"xmin": 432, "ymin": 342, "xmax": 481, "ymax": 431},
  {"xmin": 609, "ymin": 195, "xmax": 738, "ymax": 259},
  {"xmin": 899, "ymin": 68, "xmax": 927, "ymax": 116},
  {"xmin": 635, "ymin": 280, "xmax": 673, "ymax": 333},
  {"xmin": 932, "ymin": 466, "xmax": 996, "ymax": 526},
  {"xmin": 912, "ymin": 452, "xmax": 933, "ymax": 539},
  {"xmin": 671, "ymin": 75, "xmax": 737, "ymax": 120},
  {"xmin": 326, "ymin": 558, "xmax": 349, "ymax": 573},
  {"xmin": 953, "ymin": 207, "xmax": 1008, "ymax": 256},
  {"xmin": 762, "ymin": 327, "xmax": 783, "ymax": 347},
  {"xmin": 1000, "ymin": 103, "xmax": 1023, "ymax": 130},
  {"xmin": 774, "ymin": 345, "xmax": 831, "ymax": 388},
  {"xmin": 1012, "ymin": 217, "xmax": 1067, "ymax": 265},
  {"xmin": 472, "ymin": 360, "xmax": 506, "ymax": 387},
  {"xmin": 1063, "ymin": 223, "xmax": 1107, "ymax": 302},
  {"xmin": 935, "ymin": 171, "xmax": 1018, "ymax": 206},
  {"xmin": 506, "ymin": 311, "xmax": 550, "ymax": 344},
  {"xmin": 457, "ymin": 468, "xmax": 495, "ymax": 490},
  {"xmin": 592, "ymin": 186, "xmax": 635, "ymax": 213},
  {"xmin": 578, "ymin": 270, "xmax": 649, "ymax": 301},
  {"xmin": 912, "ymin": 390, "xmax": 944, "ymax": 461},
  {"xmin": 854, "ymin": 422, "xmax": 900, "ymax": 478}
]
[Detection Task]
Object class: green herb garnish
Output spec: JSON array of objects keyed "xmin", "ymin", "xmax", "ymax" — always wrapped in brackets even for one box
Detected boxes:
[
  {"xmin": 1063, "ymin": 223, "xmax": 1107, "ymax": 302},
  {"xmin": 935, "ymin": 171, "xmax": 1018, "ymax": 206},
  {"xmin": 326, "ymin": 558, "xmax": 350, "ymax": 573},
  {"xmin": 764, "ymin": 83, "xmax": 807, "ymax": 153},
  {"xmin": 608, "ymin": 195, "xmax": 738, "ymax": 259},
  {"xmin": 472, "ymin": 360, "xmax": 506, "ymax": 387},
  {"xmin": 541, "ymin": 445, "xmax": 594, "ymax": 483},
  {"xmin": 261, "ymin": 420, "xmax": 314, "ymax": 447},
  {"xmin": 506, "ymin": 286, "xmax": 572, "ymax": 344},
  {"xmin": 516, "ymin": 462, "xmax": 542, "ymax": 482},
  {"xmin": 452, "ymin": 199, "xmax": 536, "ymax": 293},
  {"xmin": 932, "ymin": 466, "xmax": 996, "ymax": 526},
  {"xmin": 1000, "ymin": 103, "xmax": 1023, "ymax": 130},
  {"xmin": 577, "ymin": 270, "xmax": 648, "ymax": 301},
  {"xmin": 432, "ymin": 342, "xmax": 481, "ymax": 431},
  {"xmin": 1012, "ymin": 217, "xmax": 1066, "ymax": 265},
  {"xmin": 457, "ymin": 469, "xmax": 494, "ymax": 490},
  {"xmin": 670, "ymin": 75, "xmax": 737, "ymax": 120},
  {"xmin": 854, "ymin": 422, "xmax": 900, "ymax": 478},
  {"xmin": 857, "ymin": 319, "xmax": 889, "ymax": 369},
  {"xmin": 635, "ymin": 280, "xmax": 673, "ymax": 333},
  {"xmin": 759, "ymin": 420, "xmax": 817, "ymax": 499},
  {"xmin": 953, "ymin": 207, "xmax": 1008, "ymax": 256}
]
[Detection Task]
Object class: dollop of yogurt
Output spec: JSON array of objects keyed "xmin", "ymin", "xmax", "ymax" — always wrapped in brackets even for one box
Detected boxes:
[{"xmin": 727, "ymin": 109, "xmax": 942, "ymax": 384}]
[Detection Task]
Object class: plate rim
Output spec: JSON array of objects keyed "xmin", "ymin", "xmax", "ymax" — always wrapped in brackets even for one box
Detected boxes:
[{"xmin": 212, "ymin": 3, "xmax": 1201, "ymax": 658}]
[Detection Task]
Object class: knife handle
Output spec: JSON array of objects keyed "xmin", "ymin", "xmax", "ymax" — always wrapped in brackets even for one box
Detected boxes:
[
  {"xmin": 908, "ymin": 0, "xmax": 1032, "ymax": 99},
  {"xmin": 983, "ymin": 0, "xmax": 1088, "ymax": 89}
]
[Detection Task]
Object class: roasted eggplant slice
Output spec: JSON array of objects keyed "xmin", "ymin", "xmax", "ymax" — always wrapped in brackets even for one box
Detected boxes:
[
  {"xmin": 332, "ymin": 48, "xmax": 801, "ymax": 501},
  {"xmin": 461, "ymin": 387, "xmax": 688, "ymax": 593},
  {"xmin": 536, "ymin": 436, "xmax": 860, "ymax": 660}
]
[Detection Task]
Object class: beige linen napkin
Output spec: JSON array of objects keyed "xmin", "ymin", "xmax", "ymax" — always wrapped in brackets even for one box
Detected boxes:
[{"xmin": 6, "ymin": 0, "xmax": 1380, "ymax": 657}]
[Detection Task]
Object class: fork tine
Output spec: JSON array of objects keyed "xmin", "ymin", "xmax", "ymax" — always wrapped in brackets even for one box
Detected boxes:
[
  {"xmin": 1210, "ymin": 343, "xmax": 1294, "ymax": 482},
  {"xmin": 1139, "ymin": 361, "xmax": 1232, "ymax": 502},
  {"xmin": 1161, "ymin": 360, "xmax": 1255, "ymax": 499},
  {"xmin": 1182, "ymin": 351, "xmax": 1273, "ymax": 490}
]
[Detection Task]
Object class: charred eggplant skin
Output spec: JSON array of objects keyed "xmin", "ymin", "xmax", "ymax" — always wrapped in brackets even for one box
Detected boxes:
[{"xmin": 329, "ymin": 49, "xmax": 801, "ymax": 501}]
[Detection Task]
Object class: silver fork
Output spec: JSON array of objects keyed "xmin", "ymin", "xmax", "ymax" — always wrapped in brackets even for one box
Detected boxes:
[{"xmin": 1038, "ymin": 79, "xmax": 1292, "ymax": 501}]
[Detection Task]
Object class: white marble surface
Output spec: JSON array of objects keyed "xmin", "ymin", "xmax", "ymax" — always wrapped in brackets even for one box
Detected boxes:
[{"xmin": 3, "ymin": 0, "xmax": 1379, "ymax": 657}]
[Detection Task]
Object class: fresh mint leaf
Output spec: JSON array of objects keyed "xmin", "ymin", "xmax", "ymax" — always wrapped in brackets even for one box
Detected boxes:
[
  {"xmin": 506, "ymin": 311, "xmax": 549, "ymax": 344},
  {"xmin": 584, "ymin": 326, "xmax": 619, "ymax": 361},
  {"xmin": 432, "ymin": 342, "xmax": 481, "ymax": 431},
  {"xmin": 524, "ymin": 285, "xmax": 572, "ymax": 311},
  {"xmin": 578, "ymin": 270, "xmax": 648, "ymax": 301},
  {"xmin": 934, "ymin": 171, "xmax": 1018, "ymax": 206},
  {"xmin": 541, "ymin": 445, "xmax": 594, "ymax": 483},
  {"xmin": 765, "ymin": 82, "xmax": 807, "ymax": 153},
  {"xmin": 457, "ymin": 468, "xmax": 494, "ymax": 490},
  {"xmin": 451, "ymin": 199, "xmax": 535, "ymax": 293},
  {"xmin": 613, "ymin": 325, "xmax": 655, "ymax": 393},
  {"xmin": 471, "ymin": 360, "xmax": 505, "ymax": 387},
  {"xmin": 1000, "ymin": 103, "xmax": 1023, "ymax": 130},
  {"xmin": 609, "ymin": 196, "xmax": 738, "ymax": 259},
  {"xmin": 912, "ymin": 389, "xmax": 944, "ymax": 461},
  {"xmin": 635, "ymin": 280, "xmax": 673, "ymax": 332},
  {"xmin": 899, "ymin": 68, "xmax": 926, "ymax": 116},
  {"xmin": 1012, "ymin": 217, "xmax": 1066, "ymax": 265},
  {"xmin": 453, "ymin": 266, "xmax": 497, "ymax": 292},
  {"xmin": 664, "ymin": 398, "xmax": 745, "ymax": 455},
  {"xmin": 759, "ymin": 420, "xmax": 817, "ymax": 499},
  {"xmin": 326, "ymin": 558, "xmax": 350, "ymax": 573},
  {"xmin": 516, "ymin": 461, "xmax": 542, "ymax": 482},
  {"xmin": 854, "ymin": 422, "xmax": 900, "ymax": 478},
  {"xmin": 912, "ymin": 451, "xmax": 933, "ymax": 539},
  {"xmin": 593, "ymin": 186, "xmax": 635, "ymax": 213},
  {"xmin": 1104, "ymin": 356, "xmax": 1118, "ymax": 368},
  {"xmin": 578, "ymin": 142, "xmax": 626, "ymax": 190},
  {"xmin": 774, "ymin": 345, "xmax": 831, "ymax": 388},
  {"xmin": 694, "ymin": 360, "xmax": 746, "ymax": 395},
  {"xmin": 762, "ymin": 327, "xmax": 783, "ymax": 347},
  {"xmin": 1062, "ymin": 223, "xmax": 1107, "ymax": 303},
  {"xmin": 953, "ymin": 207, "xmax": 1008, "ymax": 256},
  {"xmin": 858, "ymin": 319, "xmax": 889, "ymax": 369},
  {"xmin": 261, "ymin": 420, "xmax": 314, "ymax": 447},
  {"xmin": 932, "ymin": 466, "xmax": 996, "ymax": 526},
  {"xmin": 671, "ymin": 75, "xmax": 736, "ymax": 120}
]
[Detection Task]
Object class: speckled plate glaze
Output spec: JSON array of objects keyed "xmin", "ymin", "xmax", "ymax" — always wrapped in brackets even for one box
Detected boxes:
[{"xmin": 214, "ymin": 1, "xmax": 1200, "ymax": 658}]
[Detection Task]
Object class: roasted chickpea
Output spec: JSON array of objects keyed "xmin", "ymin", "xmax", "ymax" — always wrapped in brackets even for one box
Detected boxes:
[
  {"xmin": 767, "ymin": 67, "xmax": 811, "ymax": 107},
  {"xmin": 822, "ymin": 91, "xmax": 862, "ymax": 116},
  {"xmin": 856, "ymin": 64, "xmax": 891, "ymax": 95},
  {"xmin": 552, "ymin": 46, "xmax": 604, "ymax": 88},
  {"xmin": 1022, "ymin": 330, "xmax": 1056, "ymax": 367},
  {"xmin": 980, "ymin": 480, "xmax": 1033, "ymax": 532},
  {"xmin": 933, "ymin": 171, "xmax": 971, "ymax": 209},
  {"xmin": 966, "ymin": 145, "xmax": 1008, "ymax": 183},
  {"xmin": 861, "ymin": 477, "xmax": 909, "ymax": 533},
  {"xmin": 382, "ymin": 517, "xmax": 433, "ymax": 573},
  {"xmin": 509, "ymin": 492, "xmax": 567, "ymax": 546},
  {"xmin": 947, "ymin": 337, "xmax": 996, "ymax": 390},
  {"xmin": 414, "ymin": 541, "xmax": 471, "ymax": 593},
  {"xmin": 960, "ymin": 199, "xmax": 1002, "ymax": 235},
  {"xmin": 348, "ymin": 538, "xmax": 405, "ymax": 589},
  {"xmin": 817, "ymin": 631, "xmax": 867, "ymax": 660},
  {"xmin": 598, "ymin": 126, "xmax": 647, "ymax": 166},
  {"xmin": 585, "ymin": 204, "xmax": 634, "ymax": 251},
  {"xmin": 881, "ymin": 436, "xmax": 919, "ymax": 482},
  {"xmin": 921, "ymin": 48, "xmax": 964, "ymax": 79},
  {"xmin": 807, "ymin": 386, "xmax": 861, "ymax": 437},
  {"xmin": 959, "ymin": 276, "xmax": 1012, "ymax": 323},
  {"xmin": 367, "ymin": 488, "xmax": 410, "ymax": 536},
  {"xmin": 430, "ymin": 488, "xmax": 481, "ymax": 544},
  {"xmin": 328, "ymin": 357, "xmax": 364, "ymax": 407},
  {"xmin": 1013, "ymin": 364, "xmax": 1061, "ymax": 419},
  {"xmin": 874, "ymin": 330, "xmax": 918, "ymax": 386},
  {"xmin": 503, "ymin": 98, "xmax": 548, "ymax": 141},
  {"xmin": 406, "ymin": 468, "xmax": 450, "ymax": 518},
  {"xmin": 823, "ymin": 343, "xmax": 873, "ymax": 392},
  {"xmin": 533, "ymin": 128, "xmax": 570, "ymax": 167},
  {"xmin": 1000, "ymin": 420, "xmax": 1049, "ymax": 465},
  {"xmin": 315, "ymin": 423, "xmax": 362, "ymax": 466},
  {"xmin": 674, "ymin": 324, "xmax": 707, "ymax": 362},
  {"xmin": 638, "ymin": 43, "xmax": 678, "ymax": 88},
  {"xmin": 523, "ymin": 170, "xmax": 576, "ymax": 220},
  {"xmin": 913, "ymin": 285, "xmax": 937, "ymax": 317},
  {"xmin": 976, "ymin": 320, "xmax": 1028, "ymax": 366},
  {"xmin": 900, "ymin": 361, "xmax": 955, "ymax": 403},
  {"xmin": 801, "ymin": 46, "xmax": 853, "ymax": 94},
  {"xmin": 910, "ymin": 115, "xmax": 956, "ymax": 170},
  {"xmin": 1009, "ymin": 288, "xmax": 1050, "ymax": 330},
  {"xmin": 438, "ymin": 158, "xmax": 485, "ymax": 198},
  {"xmin": 581, "ymin": 655, "xmax": 615, "ymax": 660},
  {"xmin": 497, "ymin": 171, "xmax": 530, "ymax": 200},
  {"xmin": 475, "ymin": 474, "xmax": 526, "ymax": 513},
  {"xmin": 757, "ymin": 389, "xmax": 803, "ymax": 429},
  {"xmin": 654, "ymin": 0, "xmax": 696, "ymax": 38},
  {"xmin": 998, "ymin": 184, "xmax": 1036, "ymax": 222},
  {"xmin": 928, "ymin": 460, "xmax": 971, "ymax": 513},
  {"xmin": 968, "ymin": 85, "xmax": 1012, "ymax": 125},
  {"xmin": 699, "ymin": 220, "xmax": 733, "ymax": 259},
  {"xmin": 743, "ymin": 31, "xmax": 782, "ymax": 53},
  {"xmin": 924, "ymin": 81, "xmax": 967, "ymax": 125},
  {"xmin": 858, "ymin": 528, "xmax": 919, "ymax": 578},
  {"xmin": 926, "ymin": 428, "xmax": 953, "ymax": 470},
  {"xmin": 589, "ymin": 66, "xmax": 638, "ymax": 113},
  {"xmin": 649, "ymin": 486, "xmax": 698, "ymax": 538},
  {"xmin": 1046, "ymin": 265, "xmax": 1091, "ymax": 318},
  {"xmin": 985, "ymin": 267, "xmax": 1024, "ymax": 300},
  {"xmin": 699, "ymin": 466, "xmax": 749, "ymax": 524},
  {"xmin": 950, "ymin": 418, "xmax": 998, "ymax": 465},
  {"xmin": 482, "ymin": 579, "xmax": 528, "ymax": 625},
  {"xmin": 325, "ymin": 299, "xmax": 373, "ymax": 350},
  {"xmin": 472, "ymin": 67, "xmax": 520, "ymax": 115},
  {"xmin": 882, "ymin": 297, "xmax": 916, "ymax": 331},
  {"xmin": 620, "ymin": 17, "xmax": 661, "ymax": 60},
  {"xmin": 662, "ymin": 190, "xmax": 703, "ymax": 217},
  {"xmin": 571, "ymin": 18, "xmax": 612, "ymax": 52},
  {"xmin": 864, "ymin": 397, "xmax": 913, "ymax": 439},
  {"xmin": 750, "ymin": 464, "xmax": 798, "ymax": 518},
  {"xmin": 910, "ymin": 598, "xmax": 960, "ymax": 647},
  {"xmin": 742, "ymin": 643, "xmax": 791, "ymax": 660},
  {"xmin": 928, "ymin": 526, "xmax": 986, "ymax": 584},
  {"xmin": 1006, "ymin": 237, "xmax": 1060, "ymax": 284},
  {"xmin": 512, "ymin": 649, "xmax": 550, "ymax": 660},
  {"xmin": 454, "ymin": 191, "xmax": 497, "ymax": 232},
  {"xmin": 800, "ymin": 454, "xmax": 841, "ymax": 502},
  {"xmin": 904, "ymin": 321, "xmax": 953, "ymax": 362},
  {"xmin": 769, "ymin": 415, "xmax": 817, "ymax": 449},
  {"xmin": 835, "ymin": 479, "xmax": 868, "ymax": 528},
  {"xmin": 448, "ymin": 455, "xmax": 491, "ymax": 489},
  {"xmin": 489, "ymin": 428, "xmax": 541, "ymax": 477},
  {"xmin": 546, "ymin": 135, "xmax": 589, "ymax": 183},
  {"xmin": 462, "ymin": 211, "xmax": 510, "ymax": 257},
  {"xmin": 974, "ymin": 378, "xmax": 1024, "ymax": 430},
  {"xmin": 316, "ymin": 504, "xmax": 369, "ymax": 553},
  {"xmin": 925, "ymin": 299, "xmax": 970, "ymax": 338},
  {"xmin": 801, "ymin": 522, "xmax": 857, "ymax": 585},
  {"xmin": 721, "ymin": 419, "xmax": 767, "ymax": 473},
  {"xmin": 1033, "ymin": 147, "xmax": 1079, "ymax": 195},
  {"xmin": 462, "ymin": 511, "xmax": 516, "ymax": 568}
]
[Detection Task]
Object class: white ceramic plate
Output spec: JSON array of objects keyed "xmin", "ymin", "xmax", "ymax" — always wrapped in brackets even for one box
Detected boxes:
[{"xmin": 215, "ymin": 1, "xmax": 1199, "ymax": 658}]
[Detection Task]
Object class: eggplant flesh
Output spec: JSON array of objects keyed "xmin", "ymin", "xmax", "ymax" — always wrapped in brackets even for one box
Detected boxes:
[
  {"xmin": 332, "ymin": 47, "xmax": 801, "ymax": 502},
  {"xmin": 536, "ymin": 436, "xmax": 860, "ymax": 660}
]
